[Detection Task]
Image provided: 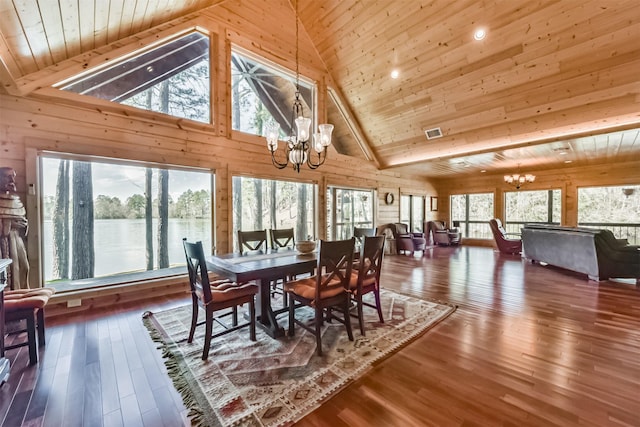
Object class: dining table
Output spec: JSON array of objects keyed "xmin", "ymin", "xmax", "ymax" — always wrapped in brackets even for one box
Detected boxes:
[{"xmin": 206, "ymin": 249, "xmax": 317, "ymax": 338}]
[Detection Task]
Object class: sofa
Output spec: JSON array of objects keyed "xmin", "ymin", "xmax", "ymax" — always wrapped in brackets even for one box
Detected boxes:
[{"xmin": 521, "ymin": 224, "xmax": 640, "ymax": 283}]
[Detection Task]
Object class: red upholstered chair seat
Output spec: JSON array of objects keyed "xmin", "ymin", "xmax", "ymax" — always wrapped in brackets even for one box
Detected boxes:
[{"xmin": 284, "ymin": 275, "xmax": 344, "ymax": 300}]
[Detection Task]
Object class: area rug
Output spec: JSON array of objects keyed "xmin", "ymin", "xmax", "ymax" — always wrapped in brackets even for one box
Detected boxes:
[{"xmin": 143, "ymin": 289, "xmax": 456, "ymax": 426}]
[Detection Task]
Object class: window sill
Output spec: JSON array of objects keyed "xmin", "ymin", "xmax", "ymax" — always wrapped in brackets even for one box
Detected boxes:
[{"xmin": 49, "ymin": 267, "xmax": 186, "ymax": 294}]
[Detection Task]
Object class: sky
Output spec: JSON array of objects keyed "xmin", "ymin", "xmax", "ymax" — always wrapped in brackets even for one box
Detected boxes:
[{"xmin": 41, "ymin": 157, "xmax": 211, "ymax": 202}]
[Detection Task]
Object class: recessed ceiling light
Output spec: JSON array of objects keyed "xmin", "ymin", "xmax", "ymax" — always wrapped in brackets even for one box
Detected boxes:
[
  {"xmin": 390, "ymin": 69, "xmax": 400, "ymax": 79},
  {"xmin": 564, "ymin": 160, "xmax": 573, "ymax": 164},
  {"xmin": 473, "ymin": 28, "xmax": 486, "ymax": 41},
  {"xmin": 480, "ymin": 170, "xmax": 486, "ymax": 173}
]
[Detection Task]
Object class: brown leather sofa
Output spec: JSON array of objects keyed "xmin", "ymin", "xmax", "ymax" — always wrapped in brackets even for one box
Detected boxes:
[{"xmin": 521, "ymin": 224, "xmax": 640, "ymax": 283}]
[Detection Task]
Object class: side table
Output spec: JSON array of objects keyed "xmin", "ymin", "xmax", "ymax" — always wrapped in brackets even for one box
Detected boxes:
[{"xmin": 0, "ymin": 258, "xmax": 11, "ymax": 385}]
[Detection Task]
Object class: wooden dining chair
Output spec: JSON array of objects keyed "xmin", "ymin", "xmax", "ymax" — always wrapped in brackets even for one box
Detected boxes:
[
  {"xmin": 349, "ymin": 235, "xmax": 385, "ymax": 336},
  {"xmin": 237, "ymin": 229, "xmax": 268, "ymax": 254},
  {"xmin": 354, "ymin": 226, "xmax": 376, "ymax": 251},
  {"xmin": 269, "ymin": 228, "xmax": 295, "ymax": 249},
  {"xmin": 284, "ymin": 238, "xmax": 355, "ymax": 356},
  {"xmin": 268, "ymin": 228, "xmax": 297, "ymax": 307},
  {"xmin": 182, "ymin": 239, "xmax": 258, "ymax": 360}
]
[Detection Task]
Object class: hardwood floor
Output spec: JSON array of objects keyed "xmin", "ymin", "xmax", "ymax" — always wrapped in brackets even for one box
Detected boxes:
[{"xmin": 1, "ymin": 246, "xmax": 639, "ymax": 426}]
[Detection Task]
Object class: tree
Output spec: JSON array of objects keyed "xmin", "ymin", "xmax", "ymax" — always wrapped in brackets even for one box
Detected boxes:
[
  {"xmin": 94, "ymin": 195, "xmax": 125, "ymax": 219},
  {"xmin": 52, "ymin": 160, "xmax": 69, "ymax": 280},
  {"xmin": 254, "ymin": 179, "xmax": 263, "ymax": 229},
  {"xmin": 297, "ymin": 184, "xmax": 308, "ymax": 240},
  {"xmin": 145, "ymin": 168, "xmax": 154, "ymax": 271},
  {"xmin": 157, "ymin": 169, "xmax": 169, "ymax": 268},
  {"xmin": 126, "ymin": 194, "xmax": 146, "ymax": 219},
  {"xmin": 71, "ymin": 161, "xmax": 94, "ymax": 279}
]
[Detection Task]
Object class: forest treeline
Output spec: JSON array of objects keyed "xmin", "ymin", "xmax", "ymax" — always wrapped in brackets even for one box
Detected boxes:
[{"xmin": 43, "ymin": 189, "xmax": 211, "ymax": 220}]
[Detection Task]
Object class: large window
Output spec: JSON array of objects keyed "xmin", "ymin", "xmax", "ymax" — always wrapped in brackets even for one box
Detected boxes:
[
  {"xmin": 58, "ymin": 31, "xmax": 211, "ymax": 123},
  {"xmin": 231, "ymin": 48, "xmax": 315, "ymax": 139},
  {"xmin": 504, "ymin": 189, "xmax": 561, "ymax": 234},
  {"xmin": 578, "ymin": 185, "xmax": 640, "ymax": 244},
  {"xmin": 40, "ymin": 155, "xmax": 213, "ymax": 289},
  {"xmin": 400, "ymin": 194, "xmax": 425, "ymax": 232},
  {"xmin": 232, "ymin": 176, "xmax": 316, "ymax": 251},
  {"xmin": 327, "ymin": 187, "xmax": 375, "ymax": 240},
  {"xmin": 451, "ymin": 193, "xmax": 495, "ymax": 238}
]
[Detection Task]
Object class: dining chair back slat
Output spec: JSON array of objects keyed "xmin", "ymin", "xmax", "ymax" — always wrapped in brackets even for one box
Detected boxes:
[
  {"xmin": 270, "ymin": 228, "xmax": 295, "ymax": 249},
  {"xmin": 237, "ymin": 229, "xmax": 268, "ymax": 254},
  {"xmin": 354, "ymin": 227, "xmax": 376, "ymax": 249}
]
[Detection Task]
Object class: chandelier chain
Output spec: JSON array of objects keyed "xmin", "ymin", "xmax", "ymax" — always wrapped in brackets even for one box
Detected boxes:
[{"xmin": 295, "ymin": 0, "xmax": 299, "ymax": 89}]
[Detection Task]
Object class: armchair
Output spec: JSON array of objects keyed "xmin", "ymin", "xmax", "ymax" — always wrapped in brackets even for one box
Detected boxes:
[
  {"xmin": 426, "ymin": 221, "xmax": 461, "ymax": 246},
  {"xmin": 489, "ymin": 218, "xmax": 522, "ymax": 254},
  {"xmin": 393, "ymin": 223, "xmax": 427, "ymax": 256}
]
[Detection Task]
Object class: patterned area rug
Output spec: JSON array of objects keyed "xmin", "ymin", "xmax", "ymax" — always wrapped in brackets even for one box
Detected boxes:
[{"xmin": 143, "ymin": 289, "xmax": 456, "ymax": 426}]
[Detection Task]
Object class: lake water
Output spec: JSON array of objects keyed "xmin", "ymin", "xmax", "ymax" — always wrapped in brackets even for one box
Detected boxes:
[{"xmin": 42, "ymin": 218, "xmax": 212, "ymax": 282}]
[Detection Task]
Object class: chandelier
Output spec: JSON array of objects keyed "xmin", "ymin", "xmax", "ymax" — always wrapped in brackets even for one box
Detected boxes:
[
  {"xmin": 504, "ymin": 171, "xmax": 535, "ymax": 189},
  {"xmin": 265, "ymin": 0, "xmax": 333, "ymax": 173}
]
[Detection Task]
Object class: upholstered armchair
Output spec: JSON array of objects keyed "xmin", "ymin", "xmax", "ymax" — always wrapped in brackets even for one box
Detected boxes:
[
  {"xmin": 393, "ymin": 223, "xmax": 427, "ymax": 256},
  {"xmin": 426, "ymin": 221, "xmax": 461, "ymax": 246},
  {"xmin": 489, "ymin": 218, "xmax": 522, "ymax": 254}
]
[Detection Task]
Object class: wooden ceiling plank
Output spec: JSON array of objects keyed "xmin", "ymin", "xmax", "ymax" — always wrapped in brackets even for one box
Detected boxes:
[
  {"xmin": 58, "ymin": 0, "xmax": 81, "ymax": 59},
  {"xmin": 41, "ymin": 0, "xmax": 68, "ymax": 63},
  {"xmin": 12, "ymin": 0, "xmax": 52, "ymax": 70},
  {"xmin": 129, "ymin": 0, "xmax": 151, "ymax": 35},
  {"xmin": 93, "ymin": 0, "xmax": 110, "ymax": 48},
  {"xmin": 0, "ymin": 7, "xmax": 25, "ymax": 81},
  {"xmin": 76, "ymin": 0, "xmax": 95, "ymax": 53},
  {"xmin": 106, "ymin": 0, "xmax": 125, "ymax": 44}
]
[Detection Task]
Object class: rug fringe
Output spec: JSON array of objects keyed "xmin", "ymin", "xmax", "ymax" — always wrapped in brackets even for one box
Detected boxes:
[{"xmin": 143, "ymin": 312, "xmax": 208, "ymax": 427}]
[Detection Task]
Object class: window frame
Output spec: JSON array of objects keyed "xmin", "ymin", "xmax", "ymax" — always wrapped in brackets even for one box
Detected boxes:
[
  {"xmin": 450, "ymin": 192, "xmax": 495, "ymax": 239},
  {"xmin": 37, "ymin": 151, "xmax": 216, "ymax": 291},
  {"xmin": 400, "ymin": 194, "xmax": 425, "ymax": 232},
  {"xmin": 230, "ymin": 44, "xmax": 318, "ymax": 141},
  {"xmin": 326, "ymin": 185, "xmax": 376, "ymax": 240},
  {"xmin": 55, "ymin": 30, "xmax": 213, "ymax": 125},
  {"xmin": 231, "ymin": 174, "xmax": 319, "ymax": 252}
]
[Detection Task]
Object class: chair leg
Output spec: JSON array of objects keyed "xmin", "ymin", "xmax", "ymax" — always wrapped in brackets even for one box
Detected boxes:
[
  {"xmin": 202, "ymin": 310, "xmax": 213, "ymax": 360},
  {"xmin": 249, "ymin": 299, "xmax": 256, "ymax": 341},
  {"xmin": 26, "ymin": 311, "xmax": 38, "ymax": 365},
  {"xmin": 357, "ymin": 295, "xmax": 365, "ymax": 336},
  {"xmin": 314, "ymin": 308, "xmax": 323, "ymax": 356},
  {"xmin": 374, "ymin": 289, "xmax": 384, "ymax": 324},
  {"xmin": 288, "ymin": 293, "xmax": 295, "ymax": 337},
  {"xmin": 188, "ymin": 300, "xmax": 198, "ymax": 343},
  {"xmin": 36, "ymin": 308, "xmax": 46, "ymax": 347},
  {"xmin": 343, "ymin": 299, "xmax": 354, "ymax": 342}
]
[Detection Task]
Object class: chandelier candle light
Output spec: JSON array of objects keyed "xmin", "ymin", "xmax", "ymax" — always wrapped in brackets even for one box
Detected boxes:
[
  {"xmin": 504, "ymin": 172, "xmax": 536, "ymax": 189},
  {"xmin": 265, "ymin": 0, "xmax": 333, "ymax": 173}
]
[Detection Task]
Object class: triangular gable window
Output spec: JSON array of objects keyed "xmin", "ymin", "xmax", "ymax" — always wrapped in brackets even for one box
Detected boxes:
[{"xmin": 57, "ymin": 31, "xmax": 210, "ymax": 123}]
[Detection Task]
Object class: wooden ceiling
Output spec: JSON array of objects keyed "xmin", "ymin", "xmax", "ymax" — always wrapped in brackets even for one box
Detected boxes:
[{"xmin": 0, "ymin": 0, "xmax": 639, "ymax": 179}]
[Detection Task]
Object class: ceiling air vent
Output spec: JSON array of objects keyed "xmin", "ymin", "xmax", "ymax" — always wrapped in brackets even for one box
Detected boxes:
[{"xmin": 424, "ymin": 127, "xmax": 443, "ymax": 140}]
